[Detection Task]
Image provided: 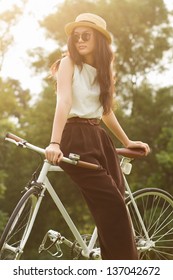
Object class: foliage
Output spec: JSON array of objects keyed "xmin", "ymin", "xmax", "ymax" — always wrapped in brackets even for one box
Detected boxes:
[
  {"xmin": 0, "ymin": 0, "xmax": 28, "ymax": 70},
  {"xmin": 0, "ymin": 0, "xmax": 173, "ymax": 259},
  {"xmin": 0, "ymin": 77, "xmax": 31, "ymax": 232},
  {"xmin": 116, "ymin": 84, "xmax": 173, "ymax": 193},
  {"xmin": 155, "ymin": 127, "xmax": 173, "ymax": 191},
  {"xmin": 41, "ymin": 0, "xmax": 172, "ymax": 103}
]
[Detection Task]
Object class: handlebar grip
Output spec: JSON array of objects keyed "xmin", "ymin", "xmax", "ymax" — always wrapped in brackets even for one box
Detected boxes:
[
  {"xmin": 76, "ymin": 160, "xmax": 100, "ymax": 170},
  {"xmin": 116, "ymin": 148, "xmax": 146, "ymax": 158},
  {"xmin": 5, "ymin": 132, "xmax": 26, "ymax": 143}
]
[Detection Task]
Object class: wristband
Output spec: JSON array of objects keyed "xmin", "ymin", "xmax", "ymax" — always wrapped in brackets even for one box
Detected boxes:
[{"xmin": 50, "ymin": 142, "xmax": 60, "ymax": 145}]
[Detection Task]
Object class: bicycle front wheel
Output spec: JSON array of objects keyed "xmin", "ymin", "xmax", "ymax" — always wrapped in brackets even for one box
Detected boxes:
[
  {"xmin": 0, "ymin": 187, "xmax": 40, "ymax": 260},
  {"xmin": 126, "ymin": 188, "xmax": 173, "ymax": 260}
]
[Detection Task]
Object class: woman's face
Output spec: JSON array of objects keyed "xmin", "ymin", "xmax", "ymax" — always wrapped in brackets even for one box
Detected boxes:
[{"xmin": 72, "ymin": 27, "xmax": 95, "ymax": 62}]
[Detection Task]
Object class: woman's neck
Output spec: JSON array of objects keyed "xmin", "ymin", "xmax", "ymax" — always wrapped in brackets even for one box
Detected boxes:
[{"xmin": 83, "ymin": 55, "xmax": 95, "ymax": 67}]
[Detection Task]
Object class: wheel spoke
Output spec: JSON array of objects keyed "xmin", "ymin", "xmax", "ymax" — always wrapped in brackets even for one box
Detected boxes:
[
  {"xmin": 0, "ymin": 189, "xmax": 38, "ymax": 260},
  {"xmin": 126, "ymin": 188, "xmax": 173, "ymax": 260}
]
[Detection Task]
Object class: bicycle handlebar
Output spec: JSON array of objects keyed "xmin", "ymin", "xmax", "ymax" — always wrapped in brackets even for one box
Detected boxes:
[
  {"xmin": 5, "ymin": 132, "xmax": 100, "ymax": 170},
  {"xmin": 5, "ymin": 132, "xmax": 146, "ymax": 170},
  {"xmin": 116, "ymin": 147, "xmax": 146, "ymax": 158},
  {"xmin": 6, "ymin": 132, "xmax": 25, "ymax": 143}
]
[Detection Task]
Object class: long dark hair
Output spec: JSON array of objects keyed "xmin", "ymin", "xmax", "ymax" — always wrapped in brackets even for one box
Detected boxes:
[{"xmin": 68, "ymin": 29, "xmax": 114, "ymax": 114}]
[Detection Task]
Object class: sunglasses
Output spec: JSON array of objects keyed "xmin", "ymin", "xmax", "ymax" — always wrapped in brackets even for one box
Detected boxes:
[{"xmin": 72, "ymin": 32, "xmax": 91, "ymax": 43}]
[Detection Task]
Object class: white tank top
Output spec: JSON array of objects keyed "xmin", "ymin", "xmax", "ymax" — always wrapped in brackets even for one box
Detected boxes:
[{"xmin": 68, "ymin": 63, "xmax": 103, "ymax": 119}]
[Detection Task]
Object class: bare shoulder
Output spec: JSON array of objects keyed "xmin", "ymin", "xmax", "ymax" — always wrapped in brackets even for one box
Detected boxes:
[
  {"xmin": 59, "ymin": 56, "xmax": 74, "ymax": 74},
  {"xmin": 56, "ymin": 56, "xmax": 74, "ymax": 87}
]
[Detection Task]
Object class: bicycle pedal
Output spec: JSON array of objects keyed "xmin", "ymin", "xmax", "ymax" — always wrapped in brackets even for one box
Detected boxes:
[
  {"xmin": 39, "ymin": 230, "xmax": 63, "ymax": 258},
  {"xmin": 39, "ymin": 230, "xmax": 61, "ymax": 251},
  {"xmin": 48, "ymin": 244, "xmax": 63, "ymax": 258}
]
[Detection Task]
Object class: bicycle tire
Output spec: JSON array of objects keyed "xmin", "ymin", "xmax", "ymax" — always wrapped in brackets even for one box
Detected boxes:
[
  {"xmin": 0, "ymin": 187, "xmax": 40, "ymax": 260},
  {"xmin": 126, "ymin": 188, "xmax": 173, "ymax": 260}
]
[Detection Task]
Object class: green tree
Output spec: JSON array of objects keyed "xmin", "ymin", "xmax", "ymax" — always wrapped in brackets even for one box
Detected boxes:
[
  {"xmin": 1, "ymin": 0, "xmax": 173, "ymax": 259},
  {"xmin": 0, "ymin": 2, "xmax": 29, "ymax": 227},
  {"xmin": 156, "ymin": 128, "xmax": 173, "ymax": 192},
  {"xmin": 41, "ymin": 0, "xmax": 172, "ymax": 95},
  {"xmin": 0, "ymin": 77, "xmax": 31, "ymax": 232},
  {"xmin": 24, "ymin": 0, "xmax": 172, "ymax": 258},
  {"xmin": 0, "ymin": 1, "xmax": 28, "ymax": 70},
  {"xmin": 116, "ymin": 84, "xmax": 173, "ymax": 194}
]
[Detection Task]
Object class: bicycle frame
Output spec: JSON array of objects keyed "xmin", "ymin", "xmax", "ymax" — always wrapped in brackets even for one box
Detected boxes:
[
  {"xmin": 13, "ymin": 157, "xmax": 99, "ymax": 259},
  {"xmin": 37, "ymin": 160, "xmax": 99, "ymax": 259},
  {"xmin": 21, "ymin": 157, "xmax": 151, "ymax": 259},
  {"xmin": 3, "ymin": 133, "xmax": 150, "ymax": 259}
]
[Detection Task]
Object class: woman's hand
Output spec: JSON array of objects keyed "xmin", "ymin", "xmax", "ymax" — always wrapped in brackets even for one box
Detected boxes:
[
  {"xmin": 125, "ymin": 140, "xmax": 150, "ymax": 156},
  {"xmin": 45, "ymin": 144, "xmax": 63, "ymax": 165}
]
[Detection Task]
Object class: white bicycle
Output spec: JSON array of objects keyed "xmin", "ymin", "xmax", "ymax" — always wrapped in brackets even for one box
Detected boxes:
[{"xmin": 0, "ymin": 132, "xmax": 173, "ymax": 260}]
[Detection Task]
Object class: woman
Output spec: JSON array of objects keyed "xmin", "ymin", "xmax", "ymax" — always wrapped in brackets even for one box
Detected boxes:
[{"xmin": 45, "ymin": 13, "xmax": 150, "ymax": 260}]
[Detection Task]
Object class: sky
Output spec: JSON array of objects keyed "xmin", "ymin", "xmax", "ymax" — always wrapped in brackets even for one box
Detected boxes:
[
  {"xmin": 0, "ymin": 0, "xmax": 63, "ymax": 94},
  {"xmin": 0, "ymin": 0, "xmax": 173, "ymax": 95}
]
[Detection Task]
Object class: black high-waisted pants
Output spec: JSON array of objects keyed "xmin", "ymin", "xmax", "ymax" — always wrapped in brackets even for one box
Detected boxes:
[{"xmin": 60, "ymin": 121, "xmax": 138, "ymax": 260}]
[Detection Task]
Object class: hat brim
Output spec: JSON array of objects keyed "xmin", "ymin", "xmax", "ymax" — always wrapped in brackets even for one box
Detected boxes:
[{"xmin": 65, "ymin": 21, "xmax": 112, "ymax": 44}]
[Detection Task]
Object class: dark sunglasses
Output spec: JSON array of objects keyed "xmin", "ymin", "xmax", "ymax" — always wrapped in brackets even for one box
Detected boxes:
[{"xmin": 72, "ymin": 32, "xmax": 91, "ymax": 43}]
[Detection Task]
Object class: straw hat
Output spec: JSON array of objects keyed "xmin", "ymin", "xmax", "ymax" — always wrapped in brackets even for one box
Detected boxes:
[{"xmin": 64, "ymin": 13, "xmax": 112, "ymax": 44}]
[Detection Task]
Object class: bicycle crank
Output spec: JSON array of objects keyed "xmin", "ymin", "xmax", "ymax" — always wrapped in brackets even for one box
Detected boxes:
[{"xmin": 71, "ymin": 234, "xmax": 100, "ymax": 260}]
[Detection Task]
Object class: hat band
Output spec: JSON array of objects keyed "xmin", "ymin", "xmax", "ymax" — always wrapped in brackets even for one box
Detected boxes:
[{"xmin": 77, "ymin": 20, "xmax": 96, "ymax": 25}]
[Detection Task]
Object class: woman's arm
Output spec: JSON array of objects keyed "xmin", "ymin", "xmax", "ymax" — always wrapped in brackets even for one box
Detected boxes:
[
  {"xmin": 102, "ymin": 110, "xmax": 150, "ymax": 155},
  {"xmin": 45, "ymin": 56, "xmax": 74, "ymax": 164}
]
